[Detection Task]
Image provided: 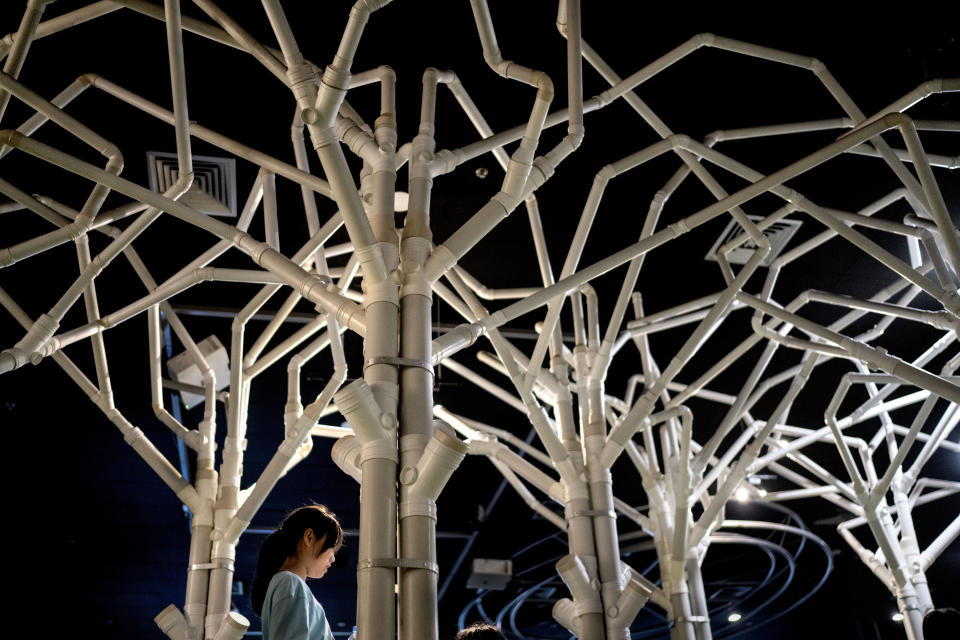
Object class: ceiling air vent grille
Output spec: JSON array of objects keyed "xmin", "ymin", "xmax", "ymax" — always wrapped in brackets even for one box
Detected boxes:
[
  {"xmin": 147, "ymin": 151, "xmax": 237, "ymax": 217},
  {"xmin": 705, "ymin": 215, "xmax": 801, "ymax": 267}
]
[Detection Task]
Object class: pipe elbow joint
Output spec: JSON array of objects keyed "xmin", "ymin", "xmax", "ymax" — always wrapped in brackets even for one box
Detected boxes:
[
  {"xmin": 595, "ymin": 164, "xmax": 616, "ymax": 182},
  {"xmin": 376, "ymin": 64, "xmax": 396, "ymax": 83},
  {"xmin": 882, "ymin": 112, "xmax": 911, "ymax": 129},
  {"xmin": 919, "ymin": 79, "xmax": 942, "ymax": 97},
  {"xmin": 533, "ymin": 71, "xmax": 555, "ymax": 100},
  {"xmin": 694, "ymin": 33, "xmax": 716, "ymax": 47},
  {"xmin": 422, "ymin": 66, "xmax": 441, "ymax": 85},
  {"xmin": 485, "ymin": 54, "xmax": 507, "ymax": 74},
  {"xmin": 808, "ymin": 58, "xmax": 827, "ymax": 75}
]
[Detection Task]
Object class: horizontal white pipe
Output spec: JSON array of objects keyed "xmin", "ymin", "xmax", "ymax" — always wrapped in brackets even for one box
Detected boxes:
[
  {"xmin": 312, "ymin": 424, "xmax": 355, "ymax": 439},
  {"xmin": 761, "ymin": 485, "xmax": 839, "ymax": 502}
]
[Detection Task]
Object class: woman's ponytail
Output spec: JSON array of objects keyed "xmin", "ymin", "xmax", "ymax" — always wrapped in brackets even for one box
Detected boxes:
[
  {"xmin": 250, "ymin": 504, "xmax": 343, "ymax": 616},
  {"xmin": 251, "ymin": 530, "xmax": 291, "ymax": 616}
]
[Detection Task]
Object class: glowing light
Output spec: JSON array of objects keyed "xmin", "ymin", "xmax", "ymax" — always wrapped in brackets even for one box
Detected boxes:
[
  {"xmin": 892, "ymin": 613, "xmax": 904, "ymax": 622},
  {"xmin": 728, "ymin": 613, "xmax": 742, "ymax": 623},
  {"xmin": 735, "ymin": 486, "xmax": 751, "ymax": 502}
]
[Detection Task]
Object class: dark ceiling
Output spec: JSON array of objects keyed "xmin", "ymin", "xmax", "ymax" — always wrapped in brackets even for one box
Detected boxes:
[{"xmin": 0, "ymin": 2, "xmax": 958, "ymax": 639}]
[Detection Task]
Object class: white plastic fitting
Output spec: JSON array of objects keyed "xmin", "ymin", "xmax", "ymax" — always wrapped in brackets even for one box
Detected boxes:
[
  {"xmin": 555, "ymin": 554, "xmax": 603, "ymax": 615},
  {"xmin": 552, "ymin": 598, "xmax": 581, "ymax": 636},
  {"xmin": 333, "ymin": 378, "xmax": 389, "ymax": 443},
  {"xmin": 155, "ymin": 604, "xmax": 188, "ymax": 640},
  {"xmin": 608, "ymin": 578, "xmax": 651, "ymax": 628},
  {"xmin": 213, "ymin": 611, "xmax": 249, "ymax": 640},
  {"xmin": 332, "ymin": 434, "xmax": 363, "ymax": 483},
  {"xmin": 407, "ymin": 421, "xmax": 469, "ymax": 501}
]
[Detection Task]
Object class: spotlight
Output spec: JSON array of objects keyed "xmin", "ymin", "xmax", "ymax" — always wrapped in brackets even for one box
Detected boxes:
[
  {"xmin": 734, "ymin": 486, "xmax": 750, "ymax": 502},
  {"xmin": 728, "ymin": 613, "xmax": 742, "ymax": 623},
  {"xmin": 892, "ymin": 613, "xmax": 904, "ymax": 622}
]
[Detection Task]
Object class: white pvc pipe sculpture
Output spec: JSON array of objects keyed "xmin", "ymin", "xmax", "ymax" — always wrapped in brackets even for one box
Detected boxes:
[{"xmin": 0, "ymin": 2, "xmax": 957, "ymax": 640}]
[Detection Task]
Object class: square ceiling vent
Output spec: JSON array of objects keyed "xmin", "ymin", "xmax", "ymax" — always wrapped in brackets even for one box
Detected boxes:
[
  {"xmin": 147, "ymin": 151, "xmax": 237, "ymax": 217},
  {"xmin": 705, "ymin": 215, "xmax": 801, "ymax": 267}
]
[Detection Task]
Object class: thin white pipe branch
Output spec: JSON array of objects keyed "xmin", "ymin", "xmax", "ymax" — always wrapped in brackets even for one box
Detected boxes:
[
  {"xmin": 920, "ymin": 513, "xmax": 960, "ymax": 571},
  {"xmin": 441, "ymin": 357, "xmax": 527, "ymax": 414},
  {"xmin": 489, "ymin": 458, "xmax": 566, "ymax": 530},
  {"xmin": 434, "ymin": 407, "xmax": 553, "ymax": 470},
  {"xmin": 0, "ymin": 284, "xmax": 202, "ymax": 514},
  {"xmin": 148, "ymin": 304, "xmax": 206, "ymax": 451},
  {"xmin": 452, "ymin": 266, "xmax": 538, "ymax": 300},
  {"xmin": 191, "ymin": 0, "xmax": 288, "ymax": 83},
  {"xmin": 82, "ymin": 74, "xmax": 333, "ymax": 198},
  {"xmin": 433, "ymin": 114, "xmax": 921, "ymax": 363},
  {"xmin": 0, "ymin": 1, "xmax": 120, "ymax": 58},
  {"xmin": 0, "ymin": 0, "xmax": 55, "ymax": 121},
  {"xmin": 0, "ymin": 71, "xmax": 124, "ymax": 268},
  {"xmin": 224, "ymin": 316, "xmax": 347, "ymax": 545},
  {"xmin": 0, "ymin": 132, "xmax": 367, "ymax": 342}
]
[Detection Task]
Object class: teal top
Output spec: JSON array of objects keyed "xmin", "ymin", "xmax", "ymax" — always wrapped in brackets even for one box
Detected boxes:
[{"xmin": 262, "ymin": 571, "xmax": 334, "ymax": 640}]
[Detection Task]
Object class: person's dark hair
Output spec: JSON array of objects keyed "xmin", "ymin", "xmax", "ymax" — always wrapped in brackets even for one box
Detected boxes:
[
  {"xmin": 455, "ymin": 622, "xmax": 506, "ymax": 640},
  {"xmin": 923, "ymin": 607, "xmax": 960, "ymax": 640},
  {"xmin": 251, "ymin": 504, "xmax": 343, "ymax": 616}
]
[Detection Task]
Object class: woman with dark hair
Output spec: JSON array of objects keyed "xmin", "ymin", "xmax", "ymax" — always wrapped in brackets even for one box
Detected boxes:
[{"xmin": 251, "ymin": 504, "xmax": 344, "ymax": 640}]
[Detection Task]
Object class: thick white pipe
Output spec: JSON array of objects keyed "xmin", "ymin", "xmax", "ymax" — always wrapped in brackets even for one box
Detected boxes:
[
  {"xmin": 156, "ymin": 604, "xmax": 190, "ymax": 640},
  {"xmin": 401, "ymin": 424, "xmax": 468, "ymax": 640}
]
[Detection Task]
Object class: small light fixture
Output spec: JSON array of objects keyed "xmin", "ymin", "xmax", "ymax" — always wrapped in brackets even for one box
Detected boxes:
[
  {"xmin": 728, "ymin": 613, "xmax": 742, "ymax": 623},
  {"xmin": 734, "ymin": 486, "xmax": 750, "ymax": 502},
  {"xmin": 892, "ymin": 613, "xmax": 904, "ymax": 622}
]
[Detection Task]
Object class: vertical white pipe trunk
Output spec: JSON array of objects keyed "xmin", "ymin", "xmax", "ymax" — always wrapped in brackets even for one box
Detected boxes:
[
  {"xmin": 685, "ymin": 558, "xmax": 712, "ymax": 640},
  {"xmin": 668, "ymin": 583, "xmax": 696, "ymax": 640}
]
